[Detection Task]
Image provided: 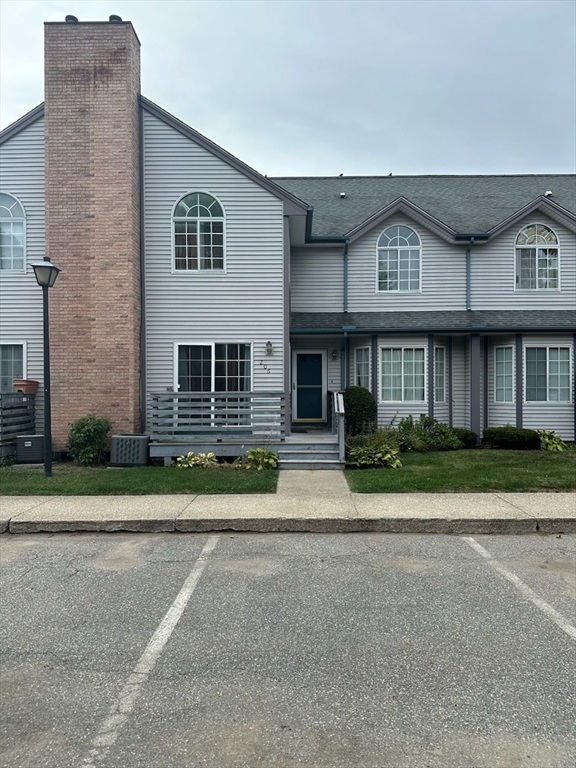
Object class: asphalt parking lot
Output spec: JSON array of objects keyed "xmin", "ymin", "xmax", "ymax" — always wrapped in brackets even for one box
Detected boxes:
[{"xmin": 1, "ymin": 532, "xmax": 575, "ymax": 768}]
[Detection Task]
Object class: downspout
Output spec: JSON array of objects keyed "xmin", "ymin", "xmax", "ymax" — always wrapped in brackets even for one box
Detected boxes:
[
  {"xmin": 465, "ymin": 237, "xmax": 474, "ymax": 311},
  {"xmin": 343, "ymin": 238, "xmax": 349, "ymax": 313}
]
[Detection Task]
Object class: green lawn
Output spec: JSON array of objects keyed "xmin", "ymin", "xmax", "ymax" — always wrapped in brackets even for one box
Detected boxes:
[
  {"xmin": 345, "ymin": 448, "xmax": 576, "ymax": 493},
  {"xmin": 0, "ymin": 464, "xmax": 278, "ymax": 496}
]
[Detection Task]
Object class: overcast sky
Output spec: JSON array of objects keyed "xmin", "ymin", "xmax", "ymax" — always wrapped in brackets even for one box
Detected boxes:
[{"xmin": 1, "ymin": 0, "xmax": 575, "ymax": 177}]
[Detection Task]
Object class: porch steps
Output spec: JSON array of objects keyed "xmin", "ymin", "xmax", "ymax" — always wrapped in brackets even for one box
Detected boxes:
[{"xmin": 278, "ymin": 441, "xmax": 343, "ymax": 471}]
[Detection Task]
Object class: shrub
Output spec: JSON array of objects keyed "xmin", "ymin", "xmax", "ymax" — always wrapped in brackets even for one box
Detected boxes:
[
  {"xmin": 343, "ymin": 386, "xmax": 377, "ymax": 435},
  {"xmin": 398, "ymin": 414, "xmax": 463, "ymax": 452},
  {"xmin": 346, "ymin": 427, "xmax": 401, "ymax": 452},
  {"xmin": 176, "ymin": 451, "xmax": 218, "ymax": 468},
  {"xmin": 482, "ymin": 425, "xmax": 540, "ymax": 450},
  {"xmin": 67, "ymin": 415, "xmax": 112, "ymax": 465},
  {"xmin": 452, "ymin": 427, "xmax": 478, "ymax": 449},
  {"xmin": 537, "ymin": 430, "xmax": 567, "ymax": 452},
  {"xmin": 234, "ymin": 448, "xmax": 279, "ymax": 470},
  {"xmin": 346, "ymin": 445, "xmax": 402, "ymax": 469}
]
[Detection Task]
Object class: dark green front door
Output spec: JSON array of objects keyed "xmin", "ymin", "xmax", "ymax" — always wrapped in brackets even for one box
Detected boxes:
[{"xmin": 294, "ymin": 352, "xmax": 324, "ymax": 420}]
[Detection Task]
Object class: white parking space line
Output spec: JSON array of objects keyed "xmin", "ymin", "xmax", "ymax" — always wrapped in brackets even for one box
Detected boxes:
[
  {"xmin": 463, "ymin": 537, "xmax": 576, "ymax": 642},
  {"xmin": 83, "ymin": 535, "xmax": 220, "ymax": 768}
]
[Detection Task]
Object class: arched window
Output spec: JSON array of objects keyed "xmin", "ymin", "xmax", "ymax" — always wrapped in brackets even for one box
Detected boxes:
[
  {"xmin": 0, "ymin": 192, "xmax": 25, "ymax": 271},
  {"xmin": 173, "ymin": 192, "xmax": 225, "ymax": 272},
  {"xmin": 515, "ymin": 224, "xmax": 559, "ymax": 290},
  {"xmin": 377, "ymin": 225, "xmax": 420, "ymax": 292}
]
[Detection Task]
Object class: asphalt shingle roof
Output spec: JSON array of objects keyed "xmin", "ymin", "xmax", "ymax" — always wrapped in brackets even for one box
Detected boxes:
[
  {"xmin": 273, "ymin": 175, "xmax": 576, "ymax": 238},
  {"xmin": 291, "ymin": 310, "xmax": 576, "ymax": 334}
]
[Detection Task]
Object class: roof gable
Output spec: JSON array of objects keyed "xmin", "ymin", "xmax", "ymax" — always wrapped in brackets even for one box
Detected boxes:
[{"xmin": 0, "ymin": 104, "xmax": 44, "ymax": 145}]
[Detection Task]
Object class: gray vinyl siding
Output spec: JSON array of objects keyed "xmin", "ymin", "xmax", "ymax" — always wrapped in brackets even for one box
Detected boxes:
[
  {"xmin": 0, "ymin": 117, "xmax": 45, "ymax": 428},
  {"xmin": 348, "ymin": 215, "xmax": 466, "ymax": 312},
  {"xmin": 291, "ymin": 246, "xmax": 344, "ymax": 311},
  {"xmin": 472, "ymin": 213, "xmax": 576, "ymax": 310},
  {"xmin": 487, "ymin": 335, "xmax": 517, "ymax": 428},
  {"xmin": 143, "ymin": 110, "xmax": 285, "ymax": 417},
  {"xmin": 451, "ymin": 337, "xmax": 468, "ymax": 429},
  {"xmin": 522, "ymin": 333, "xmax": 574, "ymax": 440},
  {"xmin": 376, "ymin": 335, "xmax": 430, "ymax": 427}
]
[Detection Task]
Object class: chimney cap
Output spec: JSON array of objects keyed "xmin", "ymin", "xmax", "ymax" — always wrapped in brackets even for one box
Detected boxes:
[
  {"xmin": 109, "ymin": 14, "xmax": 123, "ymax": 22},
  {"xmin": 65, "ymin": 15, "xmax": 78, "ymax": 23}
]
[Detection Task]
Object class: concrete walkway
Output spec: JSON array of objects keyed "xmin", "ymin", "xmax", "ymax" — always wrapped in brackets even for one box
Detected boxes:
[{"xmin": 1, "ymin": 470, "xmax": 575, "ymax": 535}]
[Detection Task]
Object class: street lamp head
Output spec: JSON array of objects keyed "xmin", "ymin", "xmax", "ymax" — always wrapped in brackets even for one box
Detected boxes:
[{"xmin": 32, "ymin": 257, "xmax": 61, "ymax": 288}]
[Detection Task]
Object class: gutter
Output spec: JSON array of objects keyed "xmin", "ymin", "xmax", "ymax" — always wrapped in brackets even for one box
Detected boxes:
[{"xmin": 291, "ymin": 325, "xmax": 574, "ymax": 335}]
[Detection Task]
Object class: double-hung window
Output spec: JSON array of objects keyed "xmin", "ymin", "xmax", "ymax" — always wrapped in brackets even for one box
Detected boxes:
[
  {"xmin": 525, "ymin": 347, "xmax": 571, "ymax": 402},
  {"xmin": 494, "ymin": 346, "xmax": 514, "ymax": 403},
  {"xmin": 0, "ymin": 193, "xmax": 25, "ymax": 271},
  {"xmin": 0, "ymin": 344, "xmax": 24, "ymax": 392},
  {"xmin": 377, "ymin": 225, "xmax": 421, "ymax": 292},
  {"xmin": 381, "ymin": 347, "xmax": 425, "ymax": 402},
  {"xmin": 354, "ymin": 347, "xmax": 370, "ymax": 389},
  {"xmin": 515, "ymin": 224, "xmax": 559, "ymax": 290},
  {"xmin": 173, "ymin": 193, "xmax": 225, "ymax": 272}
]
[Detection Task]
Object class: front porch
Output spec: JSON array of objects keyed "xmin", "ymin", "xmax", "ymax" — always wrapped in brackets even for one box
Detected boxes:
[{"xmin": 148, "ymin": 390, "xmax": 345, "ymax": 467}]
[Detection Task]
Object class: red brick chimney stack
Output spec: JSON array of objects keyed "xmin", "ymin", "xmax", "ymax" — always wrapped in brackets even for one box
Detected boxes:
[{"xmin": 44, "ymin": 17, "xmax": 141, "ymax": 448}]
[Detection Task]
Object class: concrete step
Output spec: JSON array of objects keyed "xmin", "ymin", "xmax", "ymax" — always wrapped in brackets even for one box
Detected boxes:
[
  {"xmin": 278, "ymin": 459, "xmax": 344, "ymax": 470},
  {"xmin": 278, "ymin": 449, "xmax": 340, "ymax": 462}
]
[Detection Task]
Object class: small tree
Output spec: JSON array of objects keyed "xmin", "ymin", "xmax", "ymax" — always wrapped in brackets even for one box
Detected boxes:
[
  {"xmin": 343, "ymin": 386, "xmax": 377, "ymax": 435},
  {"xmin": 67, "ymin": 415, "xmax": 112, "ymax": 465}
]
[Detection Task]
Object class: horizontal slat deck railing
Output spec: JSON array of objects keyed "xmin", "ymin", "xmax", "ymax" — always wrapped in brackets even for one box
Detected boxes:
[
  {"xmin": 150, "ymin": 392, "xmax": 285, "ymax": 441},
  {"xmin": 0, "ymin": 393, "xmax": 36, "ymax": 445}
]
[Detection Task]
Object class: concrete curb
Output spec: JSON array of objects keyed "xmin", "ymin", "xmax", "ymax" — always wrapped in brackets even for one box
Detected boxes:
[{"xmin": 5, "ymin": 517, "xmax": 576, "ymax": 535}]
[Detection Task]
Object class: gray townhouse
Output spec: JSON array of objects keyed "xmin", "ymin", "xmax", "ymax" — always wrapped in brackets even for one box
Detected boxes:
[{"xmin": 0, "ymin": 16, "xmax": 575, "ymax": 467}]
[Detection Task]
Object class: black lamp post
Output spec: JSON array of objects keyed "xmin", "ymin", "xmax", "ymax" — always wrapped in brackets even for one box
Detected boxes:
[{"xmin": 31, "ymin": 257, "xmax": 60, "ymax": 477}]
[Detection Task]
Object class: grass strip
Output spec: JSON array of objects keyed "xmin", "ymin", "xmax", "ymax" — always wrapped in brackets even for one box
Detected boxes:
[
  {"xmin": 345, "ymin": 449, "xmax": 576, "ymax": 493},
  {"xmin": 0, "ymin": 464, "xmax": 278, "ymax": 496}
]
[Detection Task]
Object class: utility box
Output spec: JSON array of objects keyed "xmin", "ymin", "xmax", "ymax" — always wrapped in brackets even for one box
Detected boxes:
[
  {"xmin": 110, "ymin": 434, "xmax": 149, "ymax": 467},
  {"xmin": 16, "ymin": 435, "xmax": 44, "ymax": 464}
]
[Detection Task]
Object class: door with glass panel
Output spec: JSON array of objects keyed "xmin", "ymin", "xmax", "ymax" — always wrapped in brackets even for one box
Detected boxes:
[
  {"xmin": 177, "ymin": 343, "xmax": 252, "ymax": 427},
  {"xmin": 292, "ymin": 351, "xmax": 326, "ymax": 421}
]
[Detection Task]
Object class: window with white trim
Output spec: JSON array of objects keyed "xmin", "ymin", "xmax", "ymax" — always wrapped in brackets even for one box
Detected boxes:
[
  {"xmin": 494, "ymin": 346, "xmax": 514, "ymax": 403},
  {"xmin": 177, "ymin": 343, "xmax": 251, "ymax": 393},
  {"xmin": 377, "ymin": 225, "xmax": 421, "ymax": 291},
  {"xmin": 434, "ymin": 347, "xmax": 446, "ymax": 403},
  {"xmin": 525, "ymin": 347, "xmax": 571, "ymax": 402},
  {"xmin": 354, "ymin": 347, "xmax": 370, "ymax": 389},
  {"xmin": 0, "ymin": 344, "xmax": 24, "ymax": 392},
  {"xmin": 381, "ymin": 347, "xmax": 425, "ymax": 402},
  {"xmin": 0, "ymin": 193, "xmax": 25, "ymax": 271},
  {"xmin": 173, "ymin": 193, "xmax": 224, "ymax": 271},
  {"xmin": 515, "ymin": 224, "xmax": 558, "ymax": 290}
]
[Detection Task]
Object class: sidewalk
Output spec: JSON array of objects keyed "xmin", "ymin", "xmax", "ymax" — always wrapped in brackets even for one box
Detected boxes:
[{"xmin": 1, "ymin": 471, "xmax": 575, "ymax": 535}]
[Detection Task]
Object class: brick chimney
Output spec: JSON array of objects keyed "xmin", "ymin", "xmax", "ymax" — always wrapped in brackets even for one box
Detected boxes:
[{"xmin": 44, "ymin": 17, "xmax": 141, "ymax": 448}]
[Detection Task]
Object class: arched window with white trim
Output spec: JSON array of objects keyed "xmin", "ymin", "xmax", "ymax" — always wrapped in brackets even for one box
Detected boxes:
[
  {"xmin": 0, "ymin": 192, "xmax": 25, "ymax": 271},
  {"xmin": 173, "ymin": 192, "xmax": 225, "ymax": 272},
  {"xmin": 377, "ymin": 225, "xmax": 421, "ymax": 291},
  {"xmin": 515, "ymin": 223, "xmax": 559, "ymax": 290}
]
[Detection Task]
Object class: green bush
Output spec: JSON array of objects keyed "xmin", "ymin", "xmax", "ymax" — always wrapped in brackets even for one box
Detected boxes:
[
  {"xmin": 482, "ymin": 425, "xmax": 540, "ymax": 450},
  {"xmin": 234, "ymin": 448, "xmax": 279, "ymax": 470},
  {"xmin": 343, "ymin": 386, "xmax": 377, "ymax": 435},
  {"xmin": 452, "ymin": 428, "xmax": 478, "ymax": 449},
  {"xmin": 346, "ymin": 427, "xmax": 401, "ymax": 452},
  {"xmin": 346, "ymin": 445, "xmax": 402, "ymax": 469},
  {"xmin": 67, "ymin": 415, "xmax": 112, "ymax": 465},
  {"xmin": 537, "ymin": 430, "xmax": 567, "ymax": 452},
  {"xmin": 398, "ymin": 414, "xmax": 463, "ymax": 452},
  {"xmin": 176, "ymin": 451, "xmax": 218, "ymax": 468}
]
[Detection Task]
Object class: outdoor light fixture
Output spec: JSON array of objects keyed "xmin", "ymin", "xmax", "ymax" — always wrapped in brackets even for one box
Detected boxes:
[
  {"xmin": 331, "ymin": 349, "xmax": 338, "ymax": 360},
  {"xmin": 266, "ymin": 341, "xmax": 273, "ymax": 356},
  {"xmin": 31, "ymin": 257, "xmax": 61, "ymax": 477}
]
